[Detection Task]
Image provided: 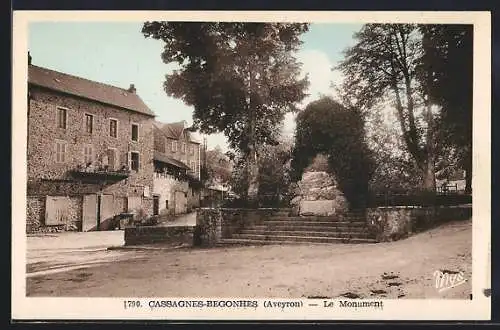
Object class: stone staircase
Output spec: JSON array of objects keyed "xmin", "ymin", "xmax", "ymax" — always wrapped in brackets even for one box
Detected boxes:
[{"xmin": 218, "ymin": 208, "xmax": 378, "ymax": 246}]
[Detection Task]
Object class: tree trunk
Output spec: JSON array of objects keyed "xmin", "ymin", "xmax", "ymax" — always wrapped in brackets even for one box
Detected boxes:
[
  {"xmin": 422, "ymin": 161, "xmax": 436, "ymax": 191},
  {"xmin": 422, "ymin": 100, "xmax": 436, "ymax": 192},
  {"xmin": 246, "ymin": 143, "xmax": 259, "ymax": 206},
  {"xmin": 245, "ymin": 55, "xmax": 259, "ymax": 207},
  {"xmin": 464, "ymin": 145, "xmax": 472, "ymax": 194}
]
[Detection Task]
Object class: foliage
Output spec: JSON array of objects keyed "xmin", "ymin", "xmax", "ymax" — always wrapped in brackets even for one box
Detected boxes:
[
  {"xmin": 337, "ymin": 24, "xmax": 437, "ymax": 191},
  {"xmin": 142, "ymin": 22, "xmax": 310, "ymax": 201},
  {"xmin": 290, "ymin": 97, "xmax": 375, "ymax": 209},
  {"xmin": 418, "ymin": 24, "xmax": 473, "ymax": 192},
  {"xmin": 202, "ymin": 146, "xmax": 232, "ymax": 186},
  {"xmin": 229, "ymin": 139, "xmax": 294, "ymax": 206}
]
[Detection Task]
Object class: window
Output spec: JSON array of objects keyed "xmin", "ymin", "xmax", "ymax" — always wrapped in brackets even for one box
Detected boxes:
[
  {"xmin": 190, "ymin": 145, "xmax": 195, "ymax": 155},
  {"xmin": 171, "ymin": 140, "xmax": 177, "ymax": 152},
  {"xmin": 107, "ymin": 148, "xmax": 117, "ymax": 170},
  {"xmin": 83, "ymin": 144, "xmax": 94, "ymax": 164},
  {"xmin": 55, "ymin": 140, "xmax": 67, "ymax": 163},
  {"xmin": 131, "ymin": 123, "xmax": 139, "ymax": 141},
  {"xmin": 181, "ymin": 142, "xmax": 186, "ymax": 153},
  {"xmin": 57, "ymin": 107, "xmax": 67, "ymax": 129},
  {"xmin": 85, "ymin": 114, "xmax": 93, "ymax": 133},
  {"xmin": 109, "ymin": 119, "xmax": 118, "ymax": 138},
  {"xmin": 190, "ymin": 161, "xmax": 195, "ymax": 171},
  {"xmin": 130, "ymin": 152, "xmax": 140, "ymax": 172}
]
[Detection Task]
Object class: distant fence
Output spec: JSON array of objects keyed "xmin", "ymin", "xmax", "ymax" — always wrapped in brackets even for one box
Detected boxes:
[{"xmin": 368, "ymin": 189, "xmax": 471, "ymax": 208}]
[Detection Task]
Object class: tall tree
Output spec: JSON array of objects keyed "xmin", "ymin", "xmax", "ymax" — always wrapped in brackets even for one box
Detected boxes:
[
  {"xmin": 142, "ymin": 22, "xmax": 309, "ymax": 204},
  {"xmin": 337, "ymin": 24, "xmax": 438, "ymax": 191},
  {"xmin": 419, "ymin": 24, "xmax": 473, "ymax": 193}
]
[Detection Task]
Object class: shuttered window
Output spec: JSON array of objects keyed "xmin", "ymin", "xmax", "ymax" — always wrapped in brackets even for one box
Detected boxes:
[
  {"xmin": 57, "ymin": 107, "xmax": 67, "ymax": 129},
  {"xmin": 131, "ymin": 124, "xmax": 139, "ymax": 141},
  {"xmin": 109, "ymin": 119, "xmax": 118, "ymax": 138},
  {"xmin": 55, "ymin": 140, "xmax": 67, "ymax": 163},
  {"xmin": 130, "ymin": 151, "xmax": 140, "ymax": 172},
  {"xmin": 83, "ymin": 144, "xmax": 94, "ymax": 164},
  {"xmin": 107, "ymin": 148, "xmax": 116, "ymax": 170}
]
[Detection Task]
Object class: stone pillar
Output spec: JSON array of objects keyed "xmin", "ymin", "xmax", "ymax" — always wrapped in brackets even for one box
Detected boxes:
[{"xmin": 194, "ymin": 208, "xmax": 222, "ymax": 247}]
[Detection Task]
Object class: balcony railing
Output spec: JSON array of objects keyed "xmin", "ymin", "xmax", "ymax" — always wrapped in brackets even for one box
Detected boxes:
[{"xmin": 69, "ymin": 164, "xmax": 130, "ymax": 181}]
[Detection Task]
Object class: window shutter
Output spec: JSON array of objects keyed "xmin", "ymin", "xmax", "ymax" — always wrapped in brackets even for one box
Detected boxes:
[
  {"xmin": 127, "ymin": 151, "xmax": 131, "ymax": 170},
  {"xmin": 62, "ymin": 143, "xmax": 66, "ymax": 162}
]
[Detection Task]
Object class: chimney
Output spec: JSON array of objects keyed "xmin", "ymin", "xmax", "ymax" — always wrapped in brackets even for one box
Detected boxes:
[
  {"xmin": 128, "ymin": 84, "xmax": 136, "ymax": 94},
  {"xmin": 28, "ymin": 51, "xmax": 32, "ymax": 65}
]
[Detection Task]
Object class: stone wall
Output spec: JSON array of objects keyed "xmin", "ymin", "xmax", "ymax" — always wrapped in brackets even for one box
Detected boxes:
[
  {"xmin": 291, "ymin": 171, "xmax": 349, "ymax": 216},
  {"xmin": 366, "ymin": 205, "xmax": 472, "ymax": 242},
  {"xmin": 125, "ymin": 225, "xmax": 195, "ymax": 246},
  {"xmin": 153, "ymin": 173, "xmax": 200, "ymax": 218},
  {"xmin": 27, "ymin": 195, "xmax": 81, "ymax": 233},
  {"xmin": 194, "ymin": 208, "xmax": 279, "ymax": 246}
]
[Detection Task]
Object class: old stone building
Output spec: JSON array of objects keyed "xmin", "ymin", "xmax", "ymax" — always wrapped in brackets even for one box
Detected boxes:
[
  {"xmin": 152, "ymin": 121, "xmax": 202, "ymax": 217},
  {"xmin": 27, "ymin": 60, "xmax": 156, "ymax": 232}
]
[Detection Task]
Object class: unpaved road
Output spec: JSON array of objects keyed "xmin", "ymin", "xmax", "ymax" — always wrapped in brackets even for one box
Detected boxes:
[{"xmin": 26, "ymin": 220, "xmax": 472, "ymax": 299}]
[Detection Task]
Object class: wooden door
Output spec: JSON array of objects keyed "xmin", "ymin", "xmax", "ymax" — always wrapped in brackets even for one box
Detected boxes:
[
  {"xmin": 82, "ymin": 194, "xmax": 97, "ymax": 232},
  {"xmin": 99, "ymin": 194, "xmax": 115, "ymax": 230},
  {"xmin": 153, "ymin": 195, "xmax": 159, "ymax": 216},
  {"xmin": 45, "ymin": 196, "xmax": 70, "ymax": 226},
  {"xmin": 127, "ymin": 196, "xmax": 142, "ymax": 213},
  {"xmin": 174, "ymin": 191, "xmax": 187, "ymax": 214}
]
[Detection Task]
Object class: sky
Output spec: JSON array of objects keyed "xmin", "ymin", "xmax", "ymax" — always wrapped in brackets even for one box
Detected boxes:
[{"xmin": 28, "ymin": 22, "xmax": 363, "ymax": 151}]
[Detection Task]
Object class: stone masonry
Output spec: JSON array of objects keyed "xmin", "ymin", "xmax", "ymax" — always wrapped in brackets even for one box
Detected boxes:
[{"xmin": 27, "ymin": 74, "xmax": 155, "ymax": 232}]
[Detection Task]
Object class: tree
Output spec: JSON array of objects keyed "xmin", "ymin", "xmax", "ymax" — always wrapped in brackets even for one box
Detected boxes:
[
  {"xmin": 203, "ymin": 146, "xmax": 232, "ymax": 186},
  {"xmin": 142, "ymin": 22, "xmax": 310, "ymax": 204},
  {"xmin": 229, "ymin": 138, "xmax": 294, "ymax": 206},
  {"xmin": 290, "ymin": 97, "xmax": 375, "ymax": 209},
  {"xmin": 419, "ymin": 24, "xmax": 473, "ymax": 193},
  {"xmin": 337, "ymin": 24, "xmax": 438, "ymax": 191}
]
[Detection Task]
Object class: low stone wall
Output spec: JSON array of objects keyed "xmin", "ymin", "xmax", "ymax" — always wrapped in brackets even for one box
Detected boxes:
[
  {"xmin": 366, "ymin": 205, "xmax": 472, "ymax": 242},
  {"xmin": 194, "ymin": 208, "xmax": 282, "ymax": 247},
  {"xmin": 124, "ymin": 225, "xmax": 195, "ymax": 246}
]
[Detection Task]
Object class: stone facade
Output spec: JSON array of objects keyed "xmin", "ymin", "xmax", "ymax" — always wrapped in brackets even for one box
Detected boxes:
[
  {"xmin": 154, "ymin": 124, "xmax": 201, "ymax": 179},
  {"xmin": 27, "ymin": 85, "xmax": 155, "ymax": 232},
  {"xmin": 152, "ymin": 172, "xmax": 200, "ymax": 217}
]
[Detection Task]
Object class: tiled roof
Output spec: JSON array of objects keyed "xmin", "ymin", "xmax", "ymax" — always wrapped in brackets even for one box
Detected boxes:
[
  {"xmin": 153, "ymin": 151, "xmax": 190, "ymax": 169},
  {"xmin": 153, "ymin": 120, "xmax": 201, "ymax": 144},
  {"xmin": 28, "ymin": 65, "xmax": 155, "ymax": 117}
]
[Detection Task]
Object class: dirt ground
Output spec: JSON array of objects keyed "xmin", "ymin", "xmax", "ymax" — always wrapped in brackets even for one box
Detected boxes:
[{"xmin": 26, "ymin": 219, "xmax": 472, "ymax": 299}]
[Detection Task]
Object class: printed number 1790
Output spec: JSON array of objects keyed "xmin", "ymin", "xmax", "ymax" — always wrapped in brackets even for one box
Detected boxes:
[{"xmin": 123, "ymin": 300, "xmax": 142, "ymax": 309}]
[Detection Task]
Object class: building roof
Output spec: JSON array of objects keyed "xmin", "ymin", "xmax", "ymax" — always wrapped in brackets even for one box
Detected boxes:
[
  {"xmin": 28, "ymin": 65, "xmax": 155, "ymax": 117},
  {"xmin": 153, "ymin": 120, "xmax": 201, "ymax": 144},
  {"xmin": 153, "ymin": 151, "xmax": 190, "ymax": 170}
]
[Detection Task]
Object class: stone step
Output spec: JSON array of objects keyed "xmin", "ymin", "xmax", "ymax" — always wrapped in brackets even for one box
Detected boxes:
[
  {"xmin": 239, "ymin": 229, "xmax": 371, "ymax": 239},
  {"xmin": 267, "ymin": 216, "xmax": 366, "ymax": 222},
  {"xmin": 250, "ymin": 224, "xmax": 368, "ymax": 232},
  {"xmin": 230, "ymin": 234, "xmax": 377, "ymax": 244},
  {"xmin": 262, "ymin": 220, "xmax": 367, "ymax": 227}
]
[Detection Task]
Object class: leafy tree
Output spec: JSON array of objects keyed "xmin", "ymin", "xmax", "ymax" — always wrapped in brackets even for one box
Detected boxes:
[
  {"xmin": 419, "ymin": 24, "xmax": 473, "ymax": 193},
  {"xmin": 142, "ymin": 22, "xmax": 310, "ymax": 204},
  {"xmin": 337, "ymin": 24, "xmax": 438, "ymax": 191},
  {"xmin": 290, "ymin": 97, "xmax": 375, "ymax": 209},
  {"xmin": 229, "ymin": 138, "xmax": 294, "ymax": 206},
  {"xmin": 202, "ymin": 146, "xmax": 232, "ymax": 187}
]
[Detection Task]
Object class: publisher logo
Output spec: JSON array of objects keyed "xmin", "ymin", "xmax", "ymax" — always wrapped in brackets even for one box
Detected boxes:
[{"xmin": 433, "ymin": 270, "xmax": 467, "ymax": 292}]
